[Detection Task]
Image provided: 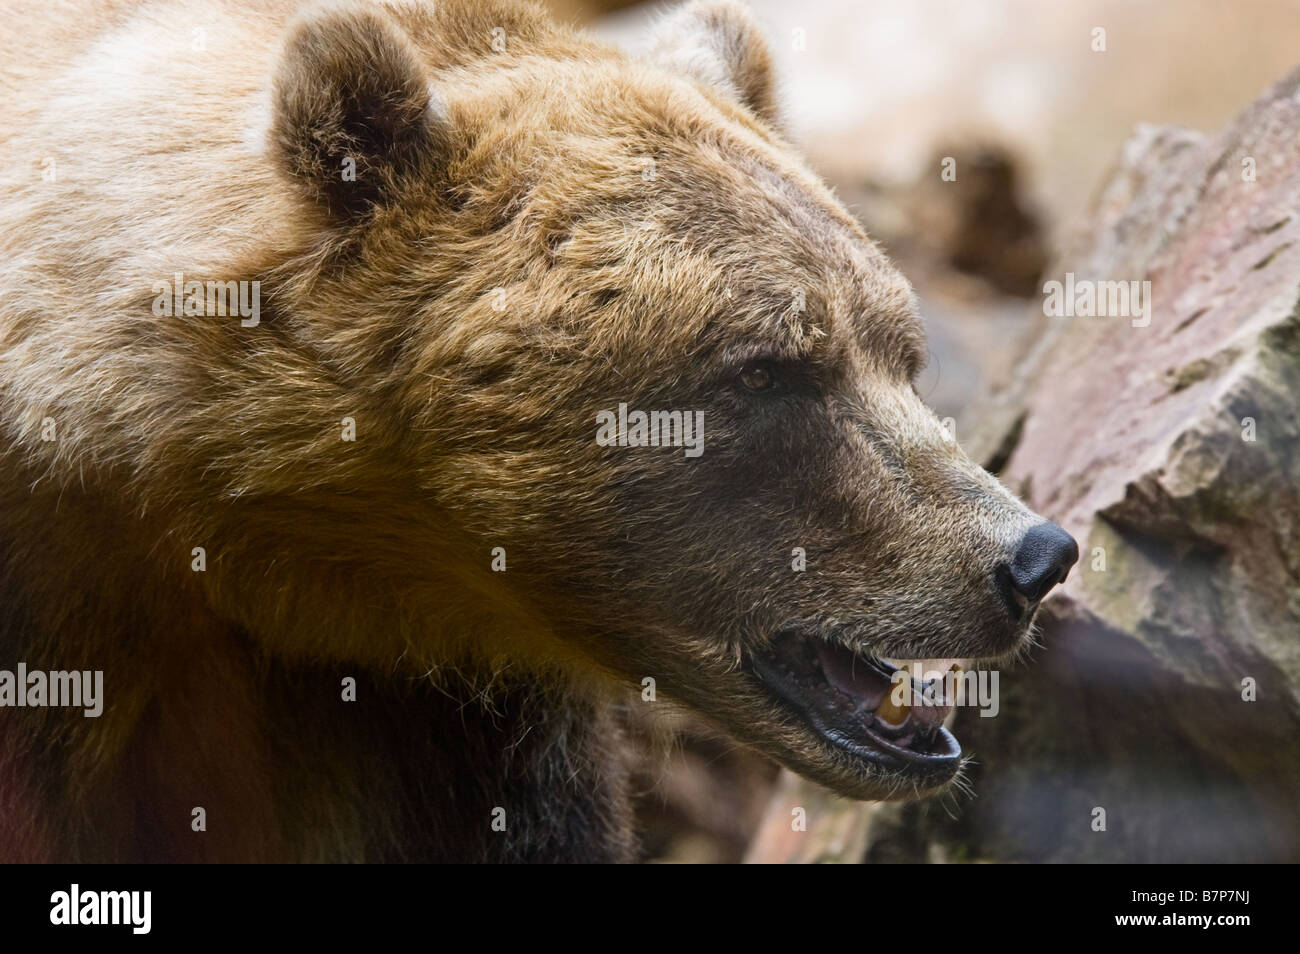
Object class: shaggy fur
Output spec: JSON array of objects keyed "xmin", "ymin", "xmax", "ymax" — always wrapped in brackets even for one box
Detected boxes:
[{"xmin": 0, "ymin": 0, "xmax": 1043, "ymax": 861}]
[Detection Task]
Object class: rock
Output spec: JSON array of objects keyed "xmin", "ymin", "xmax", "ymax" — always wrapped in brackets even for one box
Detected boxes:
[
  {"xmin": 916, "ymin": 66, "xmax": 1300, "ymax": 863},
  {"xmin": 753, "ymin": 63, "xmax": 1300, "ymax": 866}
]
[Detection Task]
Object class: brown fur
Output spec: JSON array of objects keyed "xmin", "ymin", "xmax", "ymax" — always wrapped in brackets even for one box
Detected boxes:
[{"xmin": 0, "ymin": 0, "xmax": 1046, "ymax": 861}]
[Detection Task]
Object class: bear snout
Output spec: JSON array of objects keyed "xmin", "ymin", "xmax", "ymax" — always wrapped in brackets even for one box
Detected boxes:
[{"xmin": 997, "ymin": 521, "xmax": 1080, "ymax": 613}]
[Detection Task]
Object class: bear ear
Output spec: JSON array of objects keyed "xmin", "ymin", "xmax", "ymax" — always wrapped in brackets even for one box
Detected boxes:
[
  {"xmin": 271, "ymin": 1, "xmax": 445, "ymax": 220},
  {"xmin": 646, "ymin": 0, "xmax": 781, "ymax": 127}
]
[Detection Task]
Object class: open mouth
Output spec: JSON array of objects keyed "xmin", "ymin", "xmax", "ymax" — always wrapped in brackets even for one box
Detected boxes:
[{"xmin": 749, "ymin": 628, "xmax": 967, "ymax": 783}]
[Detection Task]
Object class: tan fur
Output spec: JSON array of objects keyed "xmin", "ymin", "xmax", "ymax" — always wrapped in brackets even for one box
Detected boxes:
[{"xmin": 0, "ymin": 0, "xmax": 1046, "ymax": 860}]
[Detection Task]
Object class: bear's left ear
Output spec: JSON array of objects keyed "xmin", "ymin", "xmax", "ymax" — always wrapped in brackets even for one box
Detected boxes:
[
  {"xmin": 646, "ymin": 0, "xmax": 780, "ymax": 127},
  {"xmin": 270, "ymin": 1, "xmax": 446, "ymax": 221}
]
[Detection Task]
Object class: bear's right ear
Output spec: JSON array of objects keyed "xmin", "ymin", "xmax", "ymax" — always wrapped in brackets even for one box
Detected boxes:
[
  {"xmin": 647, "ymin": 0, "xmax": 781, "ymax": 128},
  {"xmin": 271, "ymin": 2, "xmax": 445, "ymax": 221}
]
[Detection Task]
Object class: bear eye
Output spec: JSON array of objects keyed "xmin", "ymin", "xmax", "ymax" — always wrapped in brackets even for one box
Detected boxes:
[{"xmin": 738, "ymin": 362, "xmax": 775, "ymax": 392}]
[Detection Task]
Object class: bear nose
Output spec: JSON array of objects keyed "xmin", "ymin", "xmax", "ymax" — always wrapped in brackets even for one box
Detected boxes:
[{"xmin": 1008, "ymin": 522, "xmax": 1079, "ymax": 604}]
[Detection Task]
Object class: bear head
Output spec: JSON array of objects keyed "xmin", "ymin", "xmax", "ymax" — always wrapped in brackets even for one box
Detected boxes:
[{"xmin": 261, "ymin": 0, "xmax": 1077, "ymax": 800}]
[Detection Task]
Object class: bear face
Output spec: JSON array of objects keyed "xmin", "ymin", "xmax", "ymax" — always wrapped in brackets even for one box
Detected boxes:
[{"xmin": 256, "ymin": 0, "xmax": 1077, "ymax": 803}]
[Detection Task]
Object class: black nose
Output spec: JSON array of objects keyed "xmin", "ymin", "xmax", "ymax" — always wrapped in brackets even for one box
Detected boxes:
[{"xmin": 1009, "ymin": 522, "xmax": 1079, "ymax": 603}]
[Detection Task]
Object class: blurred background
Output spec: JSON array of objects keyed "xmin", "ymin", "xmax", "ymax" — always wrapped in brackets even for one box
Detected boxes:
[{"xmin": 552, "ymin": 0, "xmax": 1300, "ymax": 862}]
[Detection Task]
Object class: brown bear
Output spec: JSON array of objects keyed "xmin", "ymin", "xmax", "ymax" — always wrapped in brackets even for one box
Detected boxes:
[{"xmin": 0, "ymin": 0, "xmax": 1077, "ymax": 861}]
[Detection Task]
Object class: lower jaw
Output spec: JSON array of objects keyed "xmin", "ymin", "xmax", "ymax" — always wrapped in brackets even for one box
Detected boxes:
[{"xmin": 809, "ymin": 719, "xmax": 962, "ymax": 792}]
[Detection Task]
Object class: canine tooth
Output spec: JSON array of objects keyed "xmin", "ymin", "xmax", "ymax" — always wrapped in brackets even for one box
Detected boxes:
[
  {"xmin": 934, "ymin": 661, "xmax": 958, "ymax": 699},
  {"xmin": 874, "ymin": 694, "xmax": 910, "ymax": 726},
  {"xmin": 919, "ymin": 658, "xmax": 959, "ymax": 678}
]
